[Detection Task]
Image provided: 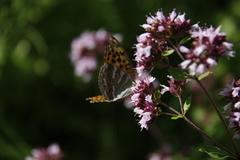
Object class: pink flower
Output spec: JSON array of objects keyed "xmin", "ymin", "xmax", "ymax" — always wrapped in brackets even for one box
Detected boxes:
[
  {"xmin": 180, "ymin": 25, "xmax": 235, "ymax": 76},
  {"xmin": 74, "ymin": 55, "xmax": 97, "ymax": 82},
  {"xmin": 142, "ymin": 10, "xmax": 191, "ymax": 39},
  {"xmin": 220, "ymin": 80, "xmax": 240, "ymax": 110},
  {"xmin": 160, "ymin": 75, "xmax": 188, "ymax": 97},
  {"xmin": 70, "ymin": 29, "xmax": 111, "ymax": 82},
  {"xmin": 134, "ymin": 9, "xmax": 191, "ymax": 77},
  {"xmin": 227, "ymin": 110, "xmax": 240, "ymax": 139},
  {"xmin": 131, "ymin": 75, "xmax": 160, "ymax": 130},
  {"xmin": 220, "ymin": 79, "xmax": 240, "ymax": 139},
  {"xmin": 26, "ymin": 143, "xmax": 63, "ymax": 160}
]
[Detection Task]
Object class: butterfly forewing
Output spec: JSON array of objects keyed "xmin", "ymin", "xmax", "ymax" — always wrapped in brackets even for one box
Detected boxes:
[{"xmin": 104, "ymin": 36, "xmax": 134, "ymax": 78}]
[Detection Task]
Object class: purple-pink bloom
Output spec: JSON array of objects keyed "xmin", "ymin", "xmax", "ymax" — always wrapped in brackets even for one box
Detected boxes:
[
  {"xmin": 124, "ymin": 71, "xmax": 159, "ymax": 109},
  {"xmin": 70, "ymin": 29, "xmax": 111, "ymax": 82},
  {"xmin": 180, "ymin": 25, "xmax": 235, "ymax": 76},
  {"xmin": 227, "ymin": 109, "xmax": 240, "ymax": 139},
  {"xmin": 131, "ymin": 75, "xmax": 160, "ymax": 130},
  {"xmin": 142, "ymin": 10, "xmax": 191, "ymax": 39},
  {"xmin": 26, "ymin": 143, "xmax": 63, "ymax": 160},
  {"xmin": 220, "ymin": 80, "xmax": 240, "ymax": 110},
  {"xmin": 220, "ymin": 79, "xmax": 240, "ymax": 139},
  {"xmin": 134, "ymin": 9, "xmax": 191, "ymax": 77},
  {"xmin": 160, "ymin": 75, "xmax": 188, "ymax": 97},
  {"xmin": 73, "ymin": 55, "xmax": 97, "ymax": 82},
  {"xmin": 131, "ymin": 10, "xmax": 192, "ymax": 129},
  {"xmin": 134, "ymin": 32, "xmax": 167, "ymax": 77}
]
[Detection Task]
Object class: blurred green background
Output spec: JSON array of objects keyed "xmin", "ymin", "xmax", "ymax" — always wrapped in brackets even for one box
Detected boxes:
[{"xmin": 0, "ymin": 0, "xmax": 240, "ymax": 159}]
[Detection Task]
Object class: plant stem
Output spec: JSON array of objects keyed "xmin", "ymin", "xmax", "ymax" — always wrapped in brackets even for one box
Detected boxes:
[
  {"xmin": 161, "ymin": 112, "xmax": 178, "ymax": 117},
  {"xmin": 183, "ymin": 116, "xmax": 237, "ymax": 159},
  {"xmin": 159, "ymin": 98, "xmax": 238, "ymax": 158},
  {"xmin": 167, "ymin": 39, "xmax": 185, "ymax": 61},
  {"xmin": 194, "ymin": 77, "xmax": 240, "ymax": 158},
  {"xmin": 159, "ymin": 101, "xmax": 182, "ymax": 115},
  {"xmin": 167, "ymin": 65, "xmax": 239, "ymax": 157},
  {"xmin": 177, "ymin": 95, "xmax": 184, "ymax": 114}
]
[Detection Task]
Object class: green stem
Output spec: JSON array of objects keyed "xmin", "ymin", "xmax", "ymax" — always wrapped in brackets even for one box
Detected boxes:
[
  {"xmin": 161, "ymin": 112, "xmax": 178, "ymax": 117},
  {"xmin": 160, "ymin": 100, "xmax": 237, "ymax": 158},
  {"xmin": 183, "ymin": 116, "xmax": 237, "ymax": 159},
  {"xmin": 168, "ymin": 64, "xmax": 239, "ymax": 158},
  {"xmin": 166, "ymin": 38, "xmax": 239, "ymax": 158},
  {"xmin": 194, "ymin": 77, "xmax": 240, "ymax": 158},
  {"xmin": 167, "ymin": 39, "xmax": 185, "ymax": 61},
  {"xmin": 159, "ymin": 101, "xmax": 182, "ymax": 115},
  {"xmin": 177, "ymin": 95, "xmax": 184, "ymax": 114}
]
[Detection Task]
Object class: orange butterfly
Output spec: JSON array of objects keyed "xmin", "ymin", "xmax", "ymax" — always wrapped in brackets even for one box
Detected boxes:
[{"xmin": 86, "ymin": 36, "xmax": 134, "ymax": 103}]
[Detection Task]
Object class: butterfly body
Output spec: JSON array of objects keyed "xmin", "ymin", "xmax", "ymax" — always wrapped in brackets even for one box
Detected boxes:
[{"xmin": 86, "ymin": 36, "xmax": 134, "ymax": 103}]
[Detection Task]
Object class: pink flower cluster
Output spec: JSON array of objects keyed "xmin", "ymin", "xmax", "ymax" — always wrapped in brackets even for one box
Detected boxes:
[
  {"xmin": 131, "ymin": 76, "xmax": 159, "ymax": 130},
  {"xmin": 160, "ymin": 75, "xmax": 188, "ymax": 97},
  {"xmin": 131, "ymin": 10, "xmax": 192, "ymax": 130},
  {"xmin": 26, "ymin": 143, "xmax": 63, "ymax": 160},
  {"xmin": 70, "ymin": 29, "xmax": 111, "ymax": 82},
  {"xmin": 134, "ymin": 10, "xmax": 191, "ymax": 76},
  {"xmin": 220, "ymin": 80, "xmax": 240, "ymax": 138},
  {"xmin": 180, "ymin": 25, "xmax": 235, "ymax": 75},
  {"xmin": 131, "ymin": 9, "xmax": 234, "ymax": 130}
]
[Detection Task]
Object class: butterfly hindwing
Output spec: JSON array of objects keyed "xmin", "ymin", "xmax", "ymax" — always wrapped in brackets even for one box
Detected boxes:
[
  {"xmin": 86, "ymin": 95, "xmax": 109, "ymax": 103},
  {"xmin": 98, "ymin": 63, "xmax": 133, "ymax": 101}
]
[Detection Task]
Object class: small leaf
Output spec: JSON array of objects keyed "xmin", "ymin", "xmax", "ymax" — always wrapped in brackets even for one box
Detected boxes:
[
  {"xmin": 168, "ymin": 68, "xmax": 189, "ymax": 81},
  {"xmin": 198, "ymin": 71, "xmax": 213, "ymax": 80},
  {"xmin": 179, "ymin": 36, "xmax": 192, "ymax": 45},
  {"xmin": 193, "ymin": 146, "xmax": 231, "ymax": 159},
  {"xmin": 162, "ymin": 49, "xmax": 175, "ymax": 56},
  {"xmin": 171, "ymin": 115, "xmax": 183, "ymax": 120},
  {"xmin": 183, "ymin": 95, "xmax": 192, "ymax": 114},
  {"xmin": 154, "ymin": 89, "xmax": 161, "ymax": 101}
]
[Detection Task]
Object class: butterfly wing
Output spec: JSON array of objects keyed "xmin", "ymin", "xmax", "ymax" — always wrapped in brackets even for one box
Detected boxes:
[
  {"xmin": 86, "ymin": 95, "xmax": 109, "ymax": 103},
  {"xmin": 99, "ymin": 63, "xmax": 133, "ymax": 101},
  {"xmin": 86, "ymin": 36, "xmax": 134, "ymax": 103},
  {"xmin": 104, "ymin": 36, "xmax": 134, "ymax": 78}
]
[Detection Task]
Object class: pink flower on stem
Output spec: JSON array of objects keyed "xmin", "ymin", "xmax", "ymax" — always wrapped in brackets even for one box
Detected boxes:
[
  {"xmin": 131, "ymin": 10, "xmax": 192, "ymax": 130},
  {"xmin": 131, "ymin": 75, "xmax": 160, "ymax": 130},
  {"xmin": 160, "ymin": 75, "xmax": 188, "ymax": 97},
  {"xmin": 142, "ymin": 9, "xmax": 191, "ymax": 39},
  {"xmin": 134, "ymin": 9, "xmax": 191, "ymax": 77},
  {"xmin": 180, "ymin": 25, "xmax": 235, "ymax": 76}
]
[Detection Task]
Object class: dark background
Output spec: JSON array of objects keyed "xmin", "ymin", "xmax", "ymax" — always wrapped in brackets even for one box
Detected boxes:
[{"xmin": 0, "ymin": 0, "xmax": 240, "ymax": 159}]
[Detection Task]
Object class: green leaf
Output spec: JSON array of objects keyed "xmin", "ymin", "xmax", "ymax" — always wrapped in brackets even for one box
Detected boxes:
[
  {"xmin": 179, "ymin": 36, "xmax": 192, "ymax": 45},
  {"xmin": 193, "ymin": 146, "xmax": 231, "ymax": 159},
  {"xmin": 183, "ymin": 95, "xmax": 192, "ymax": 114},
  {"xmin": 198, "ymin": 71, "xmax": 213, "ymax": 80},
  {"xmin": 171, "ymin": 115, "xmax": 183, "ymax": 120},
  {"xmin": 161, "ymin": 49, "xmax": 175, "ymax": 56},
  {"xmin": 154, "ymin": 89, "xmax": 161, "ymax": 101},
  {"xmin": 167, "ymin": 67, "xmax": 189, "ymax": 81}
]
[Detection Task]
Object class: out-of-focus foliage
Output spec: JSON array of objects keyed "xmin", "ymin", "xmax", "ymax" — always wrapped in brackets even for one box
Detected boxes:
[{"xmin": 0, "ymin": 0, "xmax": 239, "ymax": 160}]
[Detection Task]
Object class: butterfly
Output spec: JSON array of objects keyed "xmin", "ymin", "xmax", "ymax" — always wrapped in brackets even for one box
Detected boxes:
[{"xmin": 86, "ymin": 36, "xmax": 135, "ymax": 103}]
